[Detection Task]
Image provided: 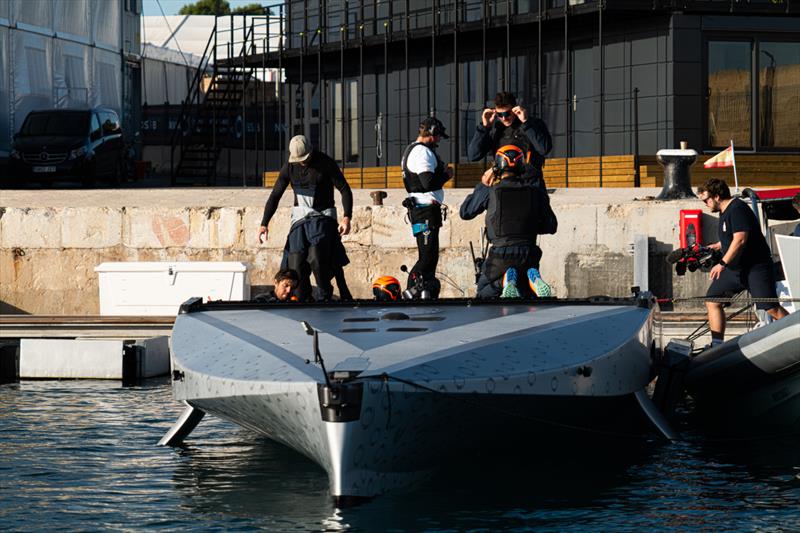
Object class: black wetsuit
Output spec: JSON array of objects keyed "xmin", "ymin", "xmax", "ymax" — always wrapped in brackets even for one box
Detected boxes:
[
  {"xmin": 468, "ymin": 117, "xmax": 553, "ymax": 187},
  {"xmin": 261, "ymin": 151, "xmax": 353, "ymax": 301}
]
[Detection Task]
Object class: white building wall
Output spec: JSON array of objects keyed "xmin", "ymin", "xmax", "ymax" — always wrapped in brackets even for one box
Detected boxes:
[{"xmin": 0, "ymin": 0, "xmax": 139, "ymax": 157}]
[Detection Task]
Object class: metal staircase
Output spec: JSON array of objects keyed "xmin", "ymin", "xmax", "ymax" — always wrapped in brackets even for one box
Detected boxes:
[{"xmin": 169, "ymin": 19, "xmax": 257, "ymax": 185}]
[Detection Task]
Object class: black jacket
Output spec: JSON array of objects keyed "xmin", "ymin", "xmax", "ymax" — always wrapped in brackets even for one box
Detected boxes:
[
  {"xmin": 261, "ymin": 150, "xmax": 353, "ymax": 227},
  {"xmin": 468, "ymin": 118, "xmax": 552, "ymax": 181}
]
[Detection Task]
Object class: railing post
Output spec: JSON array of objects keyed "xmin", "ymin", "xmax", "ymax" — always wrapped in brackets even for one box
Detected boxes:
[{"xmin": 634, "ymin": 87, "xmax": 640, "ymax": 187}]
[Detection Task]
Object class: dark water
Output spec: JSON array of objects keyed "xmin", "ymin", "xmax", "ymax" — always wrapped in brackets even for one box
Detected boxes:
[{"xmin": 1, "ymin": 379, "xmax": 799, "ymax": 532}]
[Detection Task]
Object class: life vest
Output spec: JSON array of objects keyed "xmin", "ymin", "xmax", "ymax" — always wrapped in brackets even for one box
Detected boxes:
[
  {"xmin": 486, "ymin": 177, "xmax": 542, "ymax": 247},
  {"xmin": 401, "ymin": 142, "xmax": 446, "ymax": 233},
  {"xmin": 401, "ymin": 142, "xmax": 447, "ymax": 196}
]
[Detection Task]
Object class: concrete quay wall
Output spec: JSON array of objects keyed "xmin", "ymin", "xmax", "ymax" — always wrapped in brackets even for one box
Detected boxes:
[{"xmin": 0, "ymin": 188, "xmax": 716, "ymax": 315}]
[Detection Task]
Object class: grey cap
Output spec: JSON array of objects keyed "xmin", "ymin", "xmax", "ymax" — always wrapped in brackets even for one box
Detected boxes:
[{"xmin": 288, "ymin": 135, "xmax": 312, "ymax": 163}]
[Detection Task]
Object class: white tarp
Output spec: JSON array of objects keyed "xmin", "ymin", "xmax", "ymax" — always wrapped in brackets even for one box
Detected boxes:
[
  {"xmin": 54, "ymin": 39, "xmax": 91, "ymax": 108},
  {"xmin": 13, "ymin": 29, "xmax": 54, "ymax": 130},
  {"xmin": 14, "ymin": 0, "xmax": 52, "ymax": 30},
  {"xmin": 94, "ymin": 47, "xmax": 121, "ymax": 114},
  {"xmin": 92, "ymin": 0, "xmax": 120, "ymax": 49},
  {"xmin": 55, "ymin": 0, "xmax": 90, "ymax": 39},
  {"xmin": 0, "ymin": 0, "xmax": 128, "ymax": 155}
]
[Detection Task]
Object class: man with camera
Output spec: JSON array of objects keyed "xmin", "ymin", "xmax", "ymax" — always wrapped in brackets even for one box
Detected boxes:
[
  {"xmin": 400, "ymin": 116, "xmax": 453, "ymax": 298},
  {"xmin": 698, "ymin": 178, "xmax": 788, "ymax": 345},
  {"xmin": 468, "ymin": 91, "xmax": 552, "ymax": 188}
]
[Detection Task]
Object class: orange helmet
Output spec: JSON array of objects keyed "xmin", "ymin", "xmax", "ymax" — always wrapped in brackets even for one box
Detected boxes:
[
  {"xmin": 372, "ymin": 276, "xmax": 401, "ymax": 301},
  {"xmin": 493, "ymin": 144, "xmax": 527, "ymax": 177}
]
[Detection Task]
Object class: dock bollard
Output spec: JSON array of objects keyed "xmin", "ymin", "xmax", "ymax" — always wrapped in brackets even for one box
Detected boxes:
[
  {"xmin": 655, "ymin": 144, "xmax": 698, "ymax": 200},
  {"xmin": 370, "ymin": 190, "xmax": 388, "ymax": 206}
]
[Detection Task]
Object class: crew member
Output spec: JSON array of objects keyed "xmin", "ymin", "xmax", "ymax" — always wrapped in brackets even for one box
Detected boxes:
[
  {"xmin": 401, "ymin": 116, "xmax": 452, "ymax": 297},
  {"xmin": 258, "ymin": 135, "xmax": 353, "ymax": 301},
  {"xmin": 468, "ymin": 91, "xmax": 552, "ymax": 188},
  {"xmin": 460, "ymin": 145, "xmax": 557, "ymax": 298},
  {"xmin": 698, "ymin": 178, "xmax": 789, "ymax": 344},
  {"xmin": 255, "ymin": 268, "xmax": 299, "ymax": 302}
]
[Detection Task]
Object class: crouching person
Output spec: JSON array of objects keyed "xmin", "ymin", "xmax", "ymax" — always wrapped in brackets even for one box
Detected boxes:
[
  {"xmin": 255, "ymin": 268, "xmax": 299, "ymax": 302},
  {"xmin": 459, "ymin": 145, "xmax": 557, "ymax": 298}
]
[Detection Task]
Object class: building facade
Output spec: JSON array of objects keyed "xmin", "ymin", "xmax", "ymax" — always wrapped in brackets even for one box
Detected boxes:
[
  {"xmin": 0, "ymin": 0, "xmax": 142, "ymax": 159},
  {"xmin": 252, "ymin": 0, "xmax": 798, "ymax": 170}
]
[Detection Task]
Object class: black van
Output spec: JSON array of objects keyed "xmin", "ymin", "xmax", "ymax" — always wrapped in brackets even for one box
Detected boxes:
[{"xmin": 9, "ymin": 107, "xmax": 125, "ymax": 186}]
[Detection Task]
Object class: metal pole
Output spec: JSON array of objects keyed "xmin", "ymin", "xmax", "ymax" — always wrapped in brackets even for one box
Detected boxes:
[
  {"xmin": 505, "ymin": 0, "xmax": 510, "ymax": 91},
  {"xmin": 384, "ymin": 26, "xmax": 388, "ymax": 184},
  {"xmin": 599, "ymin": 1, "xmax": 603, "ymax": 187},
  {"xmin": 564, "ymin": 3, "xmax": 569, "ymax": 188},
  {"xmin": 213, "ymin": 14, "xmax": 217, "ymax": 184},
  {"xmin": 341, "ymin": 24, "xmax": 345, "ymax": 170},
  {"xmin": 359, "ymin": 22, "xmax": 364, "ymax": 182},
  {"xmin": 431, "ymin": 0, "xmax": 436, "ymax": 115},
  {"xmin": 452, "ymin": 0, "xmax": 458, "ymax": 167},
  {"xmin": 279, "ymin": 4, "xmax": 284, "ymax": 167},
  {"xmin": 242, "ymin": 19, "xmax": 247, "ymax": 187},
  {"xmin": 405, "ymin": 0, "xmax": 410, "ymax": 146},
  {"xmin": 481, "ymin": 0, "xmax": 486, "ymax": 109},
  {"xmin": 634, "ymin": 87, "xmax": 640, "ymax": 187},
  {"xmin": 537, "ymin": 0, "xmax": 542, "ymax": 115}
]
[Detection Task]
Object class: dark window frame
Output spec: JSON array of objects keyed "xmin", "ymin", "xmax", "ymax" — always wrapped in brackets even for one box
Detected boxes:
[{"xmin": 703, "ymin": 33, "xmax": 800, "ymax": 153}]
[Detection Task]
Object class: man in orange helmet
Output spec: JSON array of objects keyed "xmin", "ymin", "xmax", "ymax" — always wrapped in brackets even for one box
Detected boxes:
[{"xmin": 460, "ymin": 145, "xmax": 557, "ymax": 298}]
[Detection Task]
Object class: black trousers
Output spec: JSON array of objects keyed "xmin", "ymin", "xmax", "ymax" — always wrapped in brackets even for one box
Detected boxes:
[
  {"xmin": 476, "ymin": 244, "xmax": 542, "ymax": 298},
  {"xmin": 409, "ymin": 227, "xmax": 440, "ymax": 285}
]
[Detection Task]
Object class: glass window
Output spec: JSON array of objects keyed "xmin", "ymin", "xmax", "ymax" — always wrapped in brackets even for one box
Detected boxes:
[
  {"xmin": 707, "ymin": 40, "xmax": 752, "ymax": 148},
  {"xmin": 759, "ymin": 41, "xmax": 800, "ymax": 148}
]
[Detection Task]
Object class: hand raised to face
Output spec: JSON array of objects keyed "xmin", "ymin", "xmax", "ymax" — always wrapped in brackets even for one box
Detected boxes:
[
  {"xmin": 511, "ymin": 105, "xmax": 528, "ymax": 123},
  {"xmin": 481, "ymin": 108, "xmax": 496, "ymax": 127}
]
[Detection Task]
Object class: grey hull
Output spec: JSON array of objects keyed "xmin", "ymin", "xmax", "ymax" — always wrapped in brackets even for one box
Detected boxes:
[
  {"xmin": 168, "ymin": 299, "xmax": 656, "ymax": 498},
  {"xmin": 685, "ymin": 312, "xmax": 800, "ymax": 432}
]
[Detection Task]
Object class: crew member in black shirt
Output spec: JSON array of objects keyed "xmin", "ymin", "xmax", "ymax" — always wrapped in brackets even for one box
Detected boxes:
[
  {"xmin": 698, "ymin": 178, "xmax": 788, "ymax": 345},
  {"xmin": 468, "ymin": 91, "xmax": 552, "ymax": 189},
  {"xmin": 258, "ymin": 135, "xmax": 353, "ymax": 301}
]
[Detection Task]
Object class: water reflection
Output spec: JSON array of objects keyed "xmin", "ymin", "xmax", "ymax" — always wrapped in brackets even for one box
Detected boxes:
[{"xmin": 1, "ymin": 380, "xmax": 799, "ymax": 532}]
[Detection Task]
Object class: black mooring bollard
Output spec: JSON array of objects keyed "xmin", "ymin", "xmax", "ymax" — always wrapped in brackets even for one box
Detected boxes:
[{"xmin": 655, "ymin": 148, "xmax": 698, "ymax": 200}]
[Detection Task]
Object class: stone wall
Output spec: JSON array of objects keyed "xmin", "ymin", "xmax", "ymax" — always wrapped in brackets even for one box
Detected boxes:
[{"xmin": 0, "ymin": 188, "xmax": 718, "ymax": 315}]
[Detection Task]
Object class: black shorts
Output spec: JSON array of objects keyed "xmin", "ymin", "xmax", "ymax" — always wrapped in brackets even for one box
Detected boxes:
[{"xmin": 706, "ymin": 262, "xmax": 778, "ymax": 310}]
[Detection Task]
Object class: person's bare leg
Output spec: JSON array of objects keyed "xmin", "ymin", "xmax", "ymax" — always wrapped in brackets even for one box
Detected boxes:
[
  {"xmin": 706, "ymin": 301, "xmax": 726, "ymax": 342},
  {"xmin": 767, "ymin": 305, "xmax": 789, "ymax": 321}
]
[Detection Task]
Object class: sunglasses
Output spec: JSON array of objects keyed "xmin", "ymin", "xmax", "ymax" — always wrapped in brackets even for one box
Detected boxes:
[
  {"xmin": 699, "ymin": 196, "xmax": 713, "ymax": 205},
  {"xmin": 495, "ymin": 110, "xmax": 514, "ymax": 118}
]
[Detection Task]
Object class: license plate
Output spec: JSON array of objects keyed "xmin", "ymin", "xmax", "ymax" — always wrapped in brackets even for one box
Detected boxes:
[{"xmin": 33, "ymin": 166, "xmax": 57, "ymax": 173}]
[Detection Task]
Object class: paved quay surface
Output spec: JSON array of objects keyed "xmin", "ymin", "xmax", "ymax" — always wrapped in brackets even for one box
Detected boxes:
[{"xmin": 2, "ymin": 186, "xmax": 719, "ymax": 314}]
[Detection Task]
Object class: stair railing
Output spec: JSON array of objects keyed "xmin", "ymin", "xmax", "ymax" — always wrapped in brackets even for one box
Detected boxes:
[{"xmin": 169, "ymin": 20, "xmax": 217, "ymax": 184}]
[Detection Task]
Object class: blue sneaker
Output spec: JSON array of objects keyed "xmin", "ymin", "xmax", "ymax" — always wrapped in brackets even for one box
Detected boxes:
[
  {"xmin": 501, "ymin": 268, "xmax": 521, "ymax": 298},
  {"xmin": 527, "ymin": 268, "xmax": 552, "ymax": 297}
]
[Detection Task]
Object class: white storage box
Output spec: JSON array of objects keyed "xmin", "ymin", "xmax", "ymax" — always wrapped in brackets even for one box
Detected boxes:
[{"xmin": 95, "ymin": 262, "xmax": 251, "ymax": 316}]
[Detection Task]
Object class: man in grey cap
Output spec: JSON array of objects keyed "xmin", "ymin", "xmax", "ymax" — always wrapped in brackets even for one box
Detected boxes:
[{"xmin": 259, "ymin": 135, "xmax": 353, "ymax": 301}]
